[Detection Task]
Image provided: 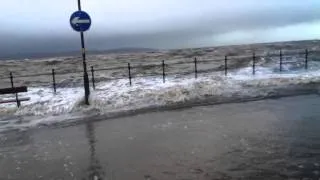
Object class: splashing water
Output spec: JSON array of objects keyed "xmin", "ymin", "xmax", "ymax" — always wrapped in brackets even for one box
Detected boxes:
[{"xmin": 1, "ymin": 63, "xmax": 320, "ymax": 132}]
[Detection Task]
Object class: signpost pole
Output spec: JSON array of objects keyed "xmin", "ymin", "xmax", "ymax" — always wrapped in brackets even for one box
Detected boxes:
[{"xmin": 77, "ymin": 0, "xmax": 90, "ymax": 105}]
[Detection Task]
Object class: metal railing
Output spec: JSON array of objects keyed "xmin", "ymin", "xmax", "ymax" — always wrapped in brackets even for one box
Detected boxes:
[{"xmin": 1, "ymin": 48, "xmax": 319, "ymax": 94}]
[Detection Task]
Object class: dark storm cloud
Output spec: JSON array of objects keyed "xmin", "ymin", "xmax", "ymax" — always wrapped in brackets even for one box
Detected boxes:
[{"xmin": 0, "ymin": 0, "xmax": 320, "ymax": 58}]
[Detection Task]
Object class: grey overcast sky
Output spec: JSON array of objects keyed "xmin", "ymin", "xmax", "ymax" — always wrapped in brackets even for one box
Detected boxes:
[{"xmin": 1, "ymin": 0, "xmax": 320, "ymax": 57}]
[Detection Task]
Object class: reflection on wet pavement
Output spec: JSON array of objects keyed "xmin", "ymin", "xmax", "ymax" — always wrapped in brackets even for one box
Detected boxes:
[
  {"xmin": 83, "ymin": 122, "xmax": 106, "ymax": 180},
  {"xmin": 1, "ymin": 95, "xmax": 320, "ymax": 179}
]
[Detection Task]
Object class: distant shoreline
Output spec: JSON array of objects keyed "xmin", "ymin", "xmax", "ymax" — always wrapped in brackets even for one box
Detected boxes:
[
  {"xmin": 0, "ymin": 39, "xmax": 318, "ymax": 61},
  {"xmin": 0, "ymin": 47, "xmax": 160, "ymax": 61}
]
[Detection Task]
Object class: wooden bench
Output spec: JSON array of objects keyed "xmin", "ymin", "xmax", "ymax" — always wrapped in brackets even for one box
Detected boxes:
[{"xmin": 0, "ymin": 86, "xmax": 29, "ymax": 107}]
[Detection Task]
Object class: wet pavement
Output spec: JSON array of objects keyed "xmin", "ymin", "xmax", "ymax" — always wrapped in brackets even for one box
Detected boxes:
[{"xmin": 1, "ymin": 95, "xmax": 320, "ymax": 180}]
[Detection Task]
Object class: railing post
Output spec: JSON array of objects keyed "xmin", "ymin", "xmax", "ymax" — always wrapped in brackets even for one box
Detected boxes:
[
  {"xmin": 305, "ymin": 49, "xmax": 308, "ymax": 70},
  {"xmin": 128, "ymin": 63, "xmax": 132, "ymax": 86},
  {"xmin": 9, "ymin": 72, "xmax": 20, "ymax": 108},
  {"xmin": 52, "ymin": 69, "xmax": 56, "ymax": 94},
  {"xmin": 224, "ymin": 56, "xmax": 228, "ymax": 76},
  {"xmin": 194, "ymin": 57, "xmax": 198, "ymax": 79},
  {"xmin": 252, "ymin": 52, "xmax": 256, "ymax": 75},
  {"xmin": 162, "ymin": 60, "xmax": 166, "ymax": 83},
  {"xmin": 280, "ymin": 49, "xmax": 283, "ymax": 72},
  {"xmin": 91, "ymin": 66, "xmax": 96, "ymax": 90}
]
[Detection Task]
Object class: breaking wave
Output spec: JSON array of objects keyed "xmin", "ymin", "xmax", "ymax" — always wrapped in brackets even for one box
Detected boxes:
[{"xmin": 1, "ymin": 63, "xmax": 320, "ymax": 132}]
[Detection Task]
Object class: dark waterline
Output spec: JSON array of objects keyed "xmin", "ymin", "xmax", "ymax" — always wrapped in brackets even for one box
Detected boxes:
[{"xmin": 1, "ymin": 95, "xmax": 320, "ymax": 180}]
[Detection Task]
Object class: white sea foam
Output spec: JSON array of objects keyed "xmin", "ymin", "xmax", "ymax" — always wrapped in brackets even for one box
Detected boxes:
[{"xmin": 1, "ymin": 64, "xmax": 320, "ymax": 132}]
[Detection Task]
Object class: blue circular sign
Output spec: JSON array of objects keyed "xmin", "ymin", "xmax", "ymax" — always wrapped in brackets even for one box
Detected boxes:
[{"xmin": 70, "ymin": 11, "xmax": 91, "ymax": 32}]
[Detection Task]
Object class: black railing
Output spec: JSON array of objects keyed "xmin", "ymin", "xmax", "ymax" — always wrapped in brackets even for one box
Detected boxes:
[{"xmin": 1, "ymin": 48, "xmax": 319, "ymax": 95}]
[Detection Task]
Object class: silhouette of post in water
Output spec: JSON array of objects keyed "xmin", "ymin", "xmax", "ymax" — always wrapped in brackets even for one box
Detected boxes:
[{"xmin": 83, "ymin": 122, "xmax": 105, "ymax": 180}]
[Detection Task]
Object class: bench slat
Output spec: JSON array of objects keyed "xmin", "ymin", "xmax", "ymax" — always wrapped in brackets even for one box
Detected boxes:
[
  {"xmin": 0, "ymin": 97, "xmax": 30, "ymax": 104},
  {"xmin": 0, "ymin": 86, "xmax": 28, "ymax": 95}
]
